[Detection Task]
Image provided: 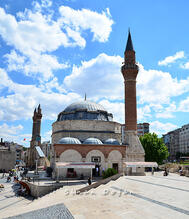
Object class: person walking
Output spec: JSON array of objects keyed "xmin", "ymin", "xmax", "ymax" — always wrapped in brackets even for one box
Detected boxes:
[
  {"xmin": 1, "ymin": 169, "xmax": 6, "ymax": 178},
  {"xmin": 88, "ymin": 177, "xmax": 91, "ymax": 185}
]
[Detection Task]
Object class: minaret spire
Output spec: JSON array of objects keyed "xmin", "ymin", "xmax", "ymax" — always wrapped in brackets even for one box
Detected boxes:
[
  {"xmin": 84, "ymin": 93, "xmax": 86, "ymax": 101},
  {"xmin": 125, "ymin": 29, "xmax": 134, "ymax": 52}
]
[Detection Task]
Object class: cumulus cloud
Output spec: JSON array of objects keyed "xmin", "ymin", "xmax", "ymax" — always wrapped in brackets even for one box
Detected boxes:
[
  {"xmin": 178, "ymin": 96, "xmax": 189, "ymax": 112},
  {"xmin": 58, "ymin": 6, "xmax": 113, "ymax": 43},
  {"xmin": 98, "ymin": 100, "xmax": 124, "ymax": 123},
  {"xmin": 64, "ymin": 53, "xmax": 123, "ymax": 100},
  {"xmin": 158, "ymin": 51, "xmax": 185, "ymax": 66},
  {"xmin": 5, "ymin": 50, "xmax": 68, "ymax": 81},
  {"xmin": 0, "ymin": 68, "xmax": 81, "ymax": 121},
  {"xmin": 64, "ymin": 53, "xmax": 189, "ymax": 105},
  {"xmin": 150, "ymin": 121, "xmax": 178, "ymax": 136},
  {"xmin": 138, "ymin": 105, "xmax": 151, "ymax": 121},
  {"xmin": 181, "ymin": 61, "xmax": 189, "ymax": 69},
  {"xmin": 41, "ymin": 130, "xmax": 52, "ymax": 143},
  {"xmin": 137, "ymin": 64, "xmax": 189, "ymax": 104},
  {"xmin": 0, "ymin": 123, "xmax": 23, "ymax": 135},
  {"xmin": 0, "ymin": 8, "xmax": 68, "ymax": 55},
  {"xmin": 0, "ymin": 124, "xmax": 31, "ymax": 147},
  {"xmin": 0, "ymin": 4, "xmax": 113, "ymax": 55},
  {"xmin": 0, "ymin": 4, "xmax": 113, "ymax": 81},
  {"xmin": 158, "ymin": 51, "xmax": 184, "ymax": 66}
]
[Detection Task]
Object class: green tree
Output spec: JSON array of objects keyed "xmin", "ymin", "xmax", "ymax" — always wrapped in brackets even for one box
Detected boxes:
[{"xmin": 140, "ymin": 133, "xmax": 169, "ymax": 164}]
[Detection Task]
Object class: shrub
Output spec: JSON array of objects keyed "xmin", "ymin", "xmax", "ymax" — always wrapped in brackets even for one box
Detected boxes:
[{"xmin": 102, "ymin": 168, "xmax": 117, "ymax": 179}]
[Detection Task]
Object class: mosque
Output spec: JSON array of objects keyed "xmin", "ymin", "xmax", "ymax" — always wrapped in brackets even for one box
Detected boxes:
[
  {"xmin": 51, "ymin": 98, "xmax": 125, "ymax": 178},
  {"xmin": 28, "ymin": 31, "xmax": 146, "ymax": 178}
]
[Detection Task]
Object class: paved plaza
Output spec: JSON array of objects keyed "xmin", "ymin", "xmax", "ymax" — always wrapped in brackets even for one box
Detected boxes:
[{"xmin": 0, "ymin": 172, "xmax": 189, "ymax": 219}]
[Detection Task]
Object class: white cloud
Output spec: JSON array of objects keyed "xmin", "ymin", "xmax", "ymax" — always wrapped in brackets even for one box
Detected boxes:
[
  {"xmin": 64, "ymin": 53, "xmax": 189, "ymax": 105},
  {"xmin": 181, "ymin": 61, "xmax": 189, "ymax": 69},
  {"xmin": 155, "ymin": 102, "xmax": 176, "ymax": 118},
  {"xmin": 98, "ymin": 100, "xmax": 124, "ymax": 123},
  {"xmin": 178, "ymin": 96, "xmax": 189, "ymax": 112},
  {"xmin": 41, "ymin": 130, "xmax": 52, "ymax": 143},
  {"xmin": 158, "ymin": 51, "xmax": 185, "ymax": 66},
  {"xmin": 0, "ymin": 125, "xmax": 31, "ymax": 147},
  {"xmin": 64, "ymin": 53, "xmax": 123, "ymax": 100},
  {"xmin": 0, "ymin": 123, "xmax": 23, "ymax": 135},
  {"xmin": 137, "ymin": 64, "xmax": 189, "ymax": 104},
  {"xmin": 138, "ymin": 105, "xmax": 151, "ymax": 121},
  {"xmin": 0, "ymin": 4, "xmax": 113, "ymax": 81},
  {"xmin": 0, "ymin": 8, "xmax": 69, "ymax": 55},
  {"xmin": 5, "ymin": 51, "xmax": 68, "ymax": 81},
  {"xmin": 0, "ymin": 5, "xmax": 113, "ymax": 56},
  {"xmin": 150, "ymin": 121, "xmax": 178, "ymax": 136},
  {"xmin": 0, "ymin": 68, "xmax": 81, "ymax": 121},
  {"xmin": 58, "ymin": 6, "xmax": 113, "ymax": 43}
]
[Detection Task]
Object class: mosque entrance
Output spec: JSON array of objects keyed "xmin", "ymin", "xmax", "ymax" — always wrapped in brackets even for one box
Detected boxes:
[
  {"xmin": 92, "ymin": 164, "xmax": 100, "ymax": 177},
  {"xmin": 112, "ymin": 163, "xmax": 118, "ymax": 173}
]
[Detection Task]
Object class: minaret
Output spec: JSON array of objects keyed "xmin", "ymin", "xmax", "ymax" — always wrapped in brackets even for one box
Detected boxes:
[
  {"xmin": 121, "ymin": 31, "xmax": 145, "ymax": 174},
  {"xmin": 122, "ymin": 30, "xmax": 138, "ymax": 131},
  {"xmin": 27, "ymin": 104, "xmax": 42, "ymax": 168}
]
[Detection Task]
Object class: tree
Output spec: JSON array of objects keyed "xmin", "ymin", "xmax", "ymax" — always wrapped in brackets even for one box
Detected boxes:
[{"xmin": 140, "ymin": 133, "xmax": 169, "ymax": 164}]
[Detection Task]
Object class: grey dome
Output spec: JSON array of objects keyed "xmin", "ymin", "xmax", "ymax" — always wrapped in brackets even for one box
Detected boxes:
[
  {"xmin": 58, "ymin": 137, "xmax": 81, "ymax": 144},
  {"xmin": 104, "ymin": 138, "xmax": 120, "ymax": 145},
  {"xmin": 64, "ymin": 100, "xmax": 106, "ymax": 113},
  {"xmin": 83, "ymin": 137, "xmax": 103, "ymax": 145},
  {"xmin": 57, "ymin": 100, "xmax": 113, "ymax": 122}
]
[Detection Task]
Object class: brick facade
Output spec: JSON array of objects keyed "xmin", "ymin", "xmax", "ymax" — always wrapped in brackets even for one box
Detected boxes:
[{"xmin": 54, "ymin": 144, "xmax": 126, "ymax": 159}]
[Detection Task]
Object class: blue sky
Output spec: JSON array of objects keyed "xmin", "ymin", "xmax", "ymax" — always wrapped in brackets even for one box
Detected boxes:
[{"xmin": 0, "ymin": 0, "xmax": 189, "ymax": 147}]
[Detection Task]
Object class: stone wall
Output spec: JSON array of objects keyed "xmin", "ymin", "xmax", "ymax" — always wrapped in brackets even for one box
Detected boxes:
[
  {"xmin": 26, "ymin": 181, "xmax": 64, "ymax": 198},
  {"xmin": 52, "ymin": 120, "xmax": 121, "ymax": 144}
]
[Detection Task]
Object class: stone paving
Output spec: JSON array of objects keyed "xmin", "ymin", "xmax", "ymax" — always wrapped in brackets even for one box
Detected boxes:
[
  {"xmin": 0, "ymin": 172, "xmax": 189, "ymax": 219},
  {"xmin": 6, "ymin": 203, "xmax": 74, "ymax": 219}
]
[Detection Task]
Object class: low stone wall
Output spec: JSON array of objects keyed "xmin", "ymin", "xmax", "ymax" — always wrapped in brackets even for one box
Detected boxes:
[
  {"xmin": 76, "ymin": 173, "xmax": 123, "ymax": 194},
  {"xmin": 26, "ymin": 181, "xmax": 64, "ymax": 198}
]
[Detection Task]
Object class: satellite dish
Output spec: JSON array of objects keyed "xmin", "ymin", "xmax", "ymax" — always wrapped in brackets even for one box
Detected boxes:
[{"xmin": 35, "ymin": 146, "xmax": 45, "ymax": 158}]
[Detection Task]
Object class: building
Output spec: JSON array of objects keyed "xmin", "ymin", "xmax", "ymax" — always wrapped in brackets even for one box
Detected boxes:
[
  {"xmin": 0, "ymin": 138, "xmax": 17, "ymax": 171},
  {"xmin": 41, "ymin": 141, "xmax": 51, "ymax": 159},
  {"xmin": 179, "ymin": 124, "xmax": 189, "ymax": 154},
  {"xmin": 163, "ymin": 123, "xmax": 189, "ymax": 160},
  {"xmin": 121, "ymin": 123, "xmax": 150, "ymax": 141},
  {"xmin": 51, "ymin": 100, "xmax": 125, "ymax": 177},
  {"xmin": 49, "ymin": 31, "xmax": 145, "ymax": 178},
  {"xmin": 137, "ymin": 123, "xmax": 150, "ymax": 136}
]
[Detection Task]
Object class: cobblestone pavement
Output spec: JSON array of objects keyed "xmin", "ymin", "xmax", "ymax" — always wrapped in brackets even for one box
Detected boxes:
[{"xmin": 6, "ymin": 203, "xmax": 74, "ymax": 219}]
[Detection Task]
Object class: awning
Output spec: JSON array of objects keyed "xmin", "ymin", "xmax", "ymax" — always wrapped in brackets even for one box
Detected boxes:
[
  {"xmin": 124, "ymin": 162, "xmax": 158, "ymax": 168},
  {"xmin": 56, "ymin": 162, "xmax": 95, "ymax": 169}
]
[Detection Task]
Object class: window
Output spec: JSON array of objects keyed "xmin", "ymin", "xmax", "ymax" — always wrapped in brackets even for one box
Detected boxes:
[
  {"xmin": 67, "ymin": 168, "xmax": 74, "ymax": 173},
  {"xmin": 91, "ymin": 156, "xmax": 101, "ymax": 163}
]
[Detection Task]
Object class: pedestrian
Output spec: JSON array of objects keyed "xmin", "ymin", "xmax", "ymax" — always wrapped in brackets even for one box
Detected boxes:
[
  {"xmin": 1, "ymin": 169, "xmax": 6, "ymax": 178},
  {"xmin": 96, "ymin": 166, "xmax": 99, "ymax": 177},
  {"xmin": 88, "ymin": 177, "xmax": 91, "ymax": 185},
  {"xmin": 151, "ymin": 167, "xmax": 154, "ymax": 175},
  {"xmin": 163, "ymin": 168, "xmax": 168, "ymax": 176}
]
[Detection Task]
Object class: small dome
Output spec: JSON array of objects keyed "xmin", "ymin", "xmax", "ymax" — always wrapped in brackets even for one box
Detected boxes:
[
  {"xmin": 58, "ymin": 137, "xmax": 81, "ymax": 144},
  {"xmin": 104, "ymin": 138, "xmax": 120, "ymax": 145},
  {"xmin": 83, "ymin": 137, "xmax": 103, "ymax": 145}
]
